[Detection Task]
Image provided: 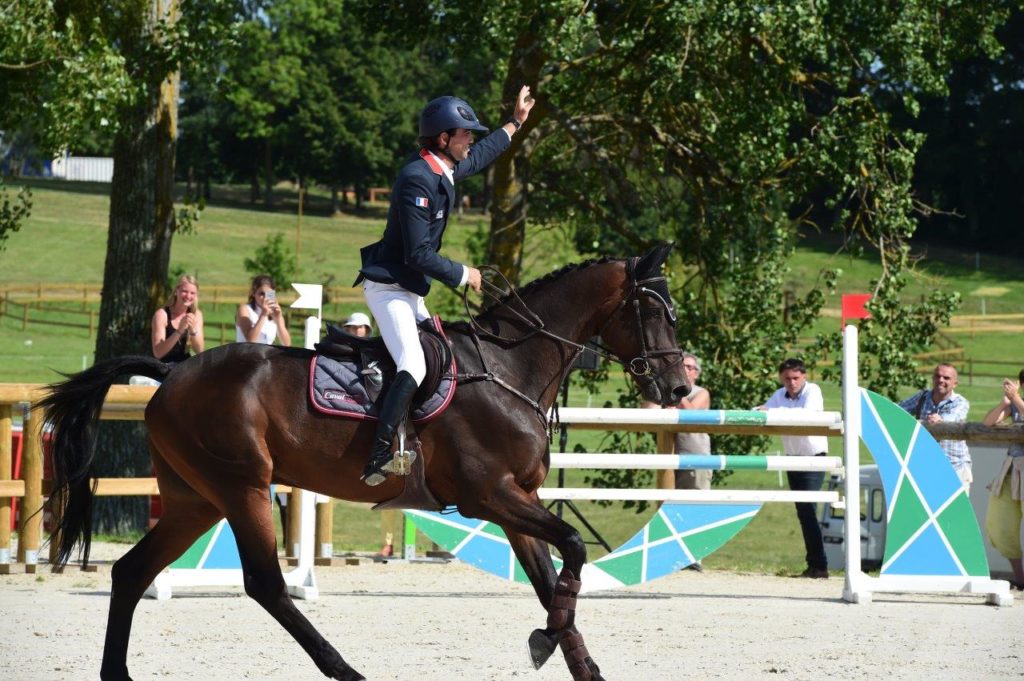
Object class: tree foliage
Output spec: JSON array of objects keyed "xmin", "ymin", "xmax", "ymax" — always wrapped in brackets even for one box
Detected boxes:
[
  {"xmin": 0, "ymin": 1, "xmax": 130, "ymax": 153},
  {"xmin": 244, "ymin": 232, "xmax": 298, "ymax": 289},
  {"xmin": 203, "ymin": 0, "xmax": 431, "ymax": 208},
  {"xmin": 0, "ymin": 177, "xmax": 31, "ymax": 253},
  {"xmin": 376, "ymin": 0, "xmax": 1013, "ymax": 404},
  {"xmin": 896, "ymin": 8, "xmax": 1024, "ymax": 255}
]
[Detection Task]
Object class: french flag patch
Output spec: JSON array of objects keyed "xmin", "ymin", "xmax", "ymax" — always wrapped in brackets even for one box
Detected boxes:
[{"xmin": 415, "ymin": 197, "xmax": 429, "ymax": 208}]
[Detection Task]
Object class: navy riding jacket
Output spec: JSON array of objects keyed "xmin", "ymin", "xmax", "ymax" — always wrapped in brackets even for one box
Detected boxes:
[{"xmin": 355, "ymin": 128, "xmax": 510, "ymax": 297}]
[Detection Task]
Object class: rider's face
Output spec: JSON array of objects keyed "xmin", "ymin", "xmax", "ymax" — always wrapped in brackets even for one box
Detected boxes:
[{"xmin": 444, "ymin": 128, "xmax": 475, "ymax": 162}]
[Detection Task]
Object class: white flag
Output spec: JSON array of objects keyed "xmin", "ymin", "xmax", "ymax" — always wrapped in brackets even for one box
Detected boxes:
[{"xmin": 290, "ymin": 283, "xmax": 323, "ymax": 310}]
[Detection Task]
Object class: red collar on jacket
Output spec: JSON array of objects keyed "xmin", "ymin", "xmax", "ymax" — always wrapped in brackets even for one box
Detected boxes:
[{"xmin": 419, "ymin": 148, "xmax": 446, "ymax": 176}]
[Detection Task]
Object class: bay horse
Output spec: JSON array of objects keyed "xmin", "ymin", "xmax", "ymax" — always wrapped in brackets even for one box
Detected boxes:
[{"xmin": 42, "ymin": 243, "xmax": 688, "ymax": 681}]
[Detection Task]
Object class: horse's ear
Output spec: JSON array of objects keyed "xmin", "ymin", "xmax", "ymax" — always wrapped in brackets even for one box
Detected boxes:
[{"xmin": 634, "ymin": 242, "xmax": 674, "ymax": 279}]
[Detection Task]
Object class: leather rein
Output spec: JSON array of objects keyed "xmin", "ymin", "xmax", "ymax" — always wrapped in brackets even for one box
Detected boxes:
[{"xmin": 456, "ymin": 259, "xmax": 683, "ymax": 425}]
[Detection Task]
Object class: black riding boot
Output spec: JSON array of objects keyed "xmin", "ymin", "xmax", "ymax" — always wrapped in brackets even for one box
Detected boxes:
[{"xmin": 361, "ymin": 370, "xmax": 420, "ymax": 486}]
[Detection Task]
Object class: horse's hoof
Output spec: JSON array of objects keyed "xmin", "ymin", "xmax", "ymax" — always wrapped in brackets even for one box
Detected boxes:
[
  {"xmin": 100, "ymin": 663, "xmax": 133, "ymax": 681},
  {"xmin": 326, "ymin": 662, "xmax": 365, "ymax": 681},
  {"xmin": 528, "ymin": 628, "xmax": 559, "ymax": 670},
  {"xmin": 587, "ymin": 657, "xmax": 607, "ymax": 681}
]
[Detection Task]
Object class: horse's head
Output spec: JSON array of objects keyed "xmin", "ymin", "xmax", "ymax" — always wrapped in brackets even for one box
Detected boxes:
[{"xmin": 599, "ymin": 243, "xmax": 690, "ymax": 407}]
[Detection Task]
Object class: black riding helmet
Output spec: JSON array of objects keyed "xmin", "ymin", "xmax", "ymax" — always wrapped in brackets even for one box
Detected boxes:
[{"xmin": 419, "ymin": 96, "xmax": 489, "ymax": 137}]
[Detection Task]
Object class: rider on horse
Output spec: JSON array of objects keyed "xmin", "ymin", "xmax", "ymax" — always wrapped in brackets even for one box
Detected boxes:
[{"xmin": 354, "ymin": 86, "xmax": 536, "ymax": 486}]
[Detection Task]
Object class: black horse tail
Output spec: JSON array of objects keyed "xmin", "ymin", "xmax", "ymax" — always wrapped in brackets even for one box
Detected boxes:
[{"xmin": 38, "ymin": 355, "xmax": 170, "ymax": 571}]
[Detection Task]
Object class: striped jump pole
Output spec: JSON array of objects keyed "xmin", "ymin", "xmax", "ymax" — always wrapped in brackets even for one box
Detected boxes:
[
  {"xmin": 549, "ymin": 453, "xmax": 843, "ymax": 472},
  {"xmin": 537, "ymin": 488, "xmax": 840, "ymax": 504},
  {"xmin": 558, "ymin": 407, "xmax": 843, "ymax": 435}
]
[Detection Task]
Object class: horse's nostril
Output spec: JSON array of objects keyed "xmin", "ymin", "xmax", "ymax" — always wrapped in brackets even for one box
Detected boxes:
[{"xmin": 672, "ymin": 385, "xmax": 690, "ymax": 400}]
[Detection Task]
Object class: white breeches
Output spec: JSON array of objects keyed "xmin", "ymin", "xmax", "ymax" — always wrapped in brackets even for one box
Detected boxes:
[{"xmin": 363, "ymin": 280, "xmax": 429, "ymax": 386}]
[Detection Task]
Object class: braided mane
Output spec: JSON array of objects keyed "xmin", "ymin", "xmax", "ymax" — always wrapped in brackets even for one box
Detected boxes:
[{"xmin": 479, "ymin": 255, "xmax": 621, "ymax": 317}]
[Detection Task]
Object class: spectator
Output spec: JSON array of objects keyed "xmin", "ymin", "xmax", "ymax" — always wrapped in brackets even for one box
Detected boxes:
[
  {"xmin": 236, "ymin": 274, "xmax": 291, "ymax": 347},
  {"xmin": 675, "ymin": 352, "xmax": 712, "ymax": 491},
  {"xmin": 757, "ymin": 358, "xmax": 829, "ymax": 579},
  {"xmin": 899, "ymin": 363, "xmax": 972, "ymax": 490},
  {"xmin": 342, "ymin": 312, "xmax": 372, "ymax": 337},
  {"xmin": 151, "ymin": 275, "xmax": 204, "ymax": 363},
  {"xmin": 234, "ymin": 275, "xmax": 290, "ymax": 543},
  {"xmin": 982, "ymin": 370, "xmax": 1024, "ymax": 591},
  {"xmin": 674, "ymin": 352, "xmax": 711, "ymax": 572}
]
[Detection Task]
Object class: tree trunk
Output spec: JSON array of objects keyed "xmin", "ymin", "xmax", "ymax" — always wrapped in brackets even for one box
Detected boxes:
[
  {"xmin": 92, "ymin": 3, "xmax": 180, "ymax": 535},
  {"xmin": 264, "ymin": 137, "xmax": 275, "ymax": 209},
  {"xmin": 486, "ymin": 34, "xmax": 546, "ymax": 285},
  {"xmin": 250, "ymin": 171, "xmax": 260, "ymax": 204}
]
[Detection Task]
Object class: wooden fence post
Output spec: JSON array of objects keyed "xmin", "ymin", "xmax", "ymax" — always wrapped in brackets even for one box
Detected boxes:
[
  {"xmin": 286, "ymin": 488, "xmax": 302, "ymax": 564},
  {"xmin": 17, "ymin": 405, "xmax": 43, "ymax": 573},
  {"xmin": 656, "ymin": 430, "xmax": 674, "ymax": 492},
  {"xmin": 0, "ymin": 404, "xmax": 12, "ymax": 574},
  {"xmin": 314, "ymin": 498, "xmax": 334, "ymax": 566}
]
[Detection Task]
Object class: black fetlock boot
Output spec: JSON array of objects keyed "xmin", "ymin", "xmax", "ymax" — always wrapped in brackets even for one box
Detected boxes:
[{"xmin": 361, "ymin": 370, "xmax": 420, "ymax": 486}]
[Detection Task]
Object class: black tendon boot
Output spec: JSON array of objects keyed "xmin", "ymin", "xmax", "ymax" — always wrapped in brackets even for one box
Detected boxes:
[{"xmin": 361, "ymin": 371, "xmax": 420, "ymax": 486}]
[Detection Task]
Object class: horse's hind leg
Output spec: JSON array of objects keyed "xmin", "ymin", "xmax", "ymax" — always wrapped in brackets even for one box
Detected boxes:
[
  {"xmin": 225, "ymin": 486, "xmax": 364, "ymax": 681},
  {"xmin": 470, "ymin": 485, "xmax": 604, "ymax": 681},
  {"xmin": 100, "ymin": 490, "xmax": 221, "ymax": 681}
]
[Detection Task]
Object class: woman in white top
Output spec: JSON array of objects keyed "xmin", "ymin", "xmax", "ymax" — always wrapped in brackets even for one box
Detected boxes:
[{"xmin": 235, "ymin": 274, "xmax": 291, "ymax": 346}]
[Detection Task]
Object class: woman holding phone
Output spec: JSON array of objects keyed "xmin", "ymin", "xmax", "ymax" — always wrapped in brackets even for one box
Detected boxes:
[
  {"xmin": 236, "ymin": 274, "xmax": 291, "ymax": 346},
  {"xmin": 151, "ymin": 274, "xmax": 205, "ymax": 364},
  {"xmin": 982, "ymin": 370, "xmax": 1024, "ymax": 590}
]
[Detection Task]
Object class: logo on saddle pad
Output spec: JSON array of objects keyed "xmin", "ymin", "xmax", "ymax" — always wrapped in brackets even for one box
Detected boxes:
[{"xmin": 323, "ymin": 389, "xmax": 357, "ymax": 403}]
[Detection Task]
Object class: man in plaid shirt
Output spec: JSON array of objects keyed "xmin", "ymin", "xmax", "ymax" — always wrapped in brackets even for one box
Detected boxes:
[{"xmin": 899, "ymin": 363, "xmax": 972, "ymax": 489}]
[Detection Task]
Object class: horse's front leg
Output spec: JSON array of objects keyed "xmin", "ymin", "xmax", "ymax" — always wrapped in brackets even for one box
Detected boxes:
[{"xmin": 474, "ymin": 486, "xmax": 605, "ymax": 681}]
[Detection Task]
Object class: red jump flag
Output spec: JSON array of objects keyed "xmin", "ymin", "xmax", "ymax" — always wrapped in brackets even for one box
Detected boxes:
[{"xmin": 841, "ymin": 293, "xmax": 872, "ymax": 328}]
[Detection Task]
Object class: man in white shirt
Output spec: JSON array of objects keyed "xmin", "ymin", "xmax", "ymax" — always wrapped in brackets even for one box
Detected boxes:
[{"xmin": 758, "ymin": 358, "xmax": 829, "ymax": 578}]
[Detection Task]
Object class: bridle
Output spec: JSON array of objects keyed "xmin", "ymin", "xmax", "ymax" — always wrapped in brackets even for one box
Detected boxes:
[{"xmin": 458, "ymin": 258, "xmax": 684, "ymax": 423}]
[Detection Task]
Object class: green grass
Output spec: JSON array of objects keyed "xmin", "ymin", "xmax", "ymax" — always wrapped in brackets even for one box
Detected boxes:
[{"xmin": 3, "ymin": 180, "xmax": 1023, "ymax": 572}]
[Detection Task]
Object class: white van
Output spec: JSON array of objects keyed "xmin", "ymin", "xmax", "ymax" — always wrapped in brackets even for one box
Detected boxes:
[{"xmin": 820, "ymin": 464, "xmax": 886, "ymax": 571}]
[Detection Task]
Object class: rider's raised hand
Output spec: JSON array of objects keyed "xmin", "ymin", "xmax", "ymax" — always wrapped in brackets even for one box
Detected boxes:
[{"xmin": 514, "ymin": 85, "xmax": 535, "ymax": 125}]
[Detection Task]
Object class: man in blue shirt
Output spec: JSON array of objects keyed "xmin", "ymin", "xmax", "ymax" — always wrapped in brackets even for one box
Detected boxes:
[{"xmin": 899, "ymin": 363, "xmax": 972, "ymax": 489}]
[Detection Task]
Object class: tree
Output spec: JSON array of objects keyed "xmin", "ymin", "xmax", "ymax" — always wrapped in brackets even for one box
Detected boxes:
[
  {"xmin": 896, "ymin": 9, "xmax": 1024, "ymax": 255},
  {"xmin": 2, "ymin": 0, "xmax": 237, "ymax": 533},
  {"xmin": 244, "ymin": 232, "xmax": 297, "ymax": 289},
  {"xmin": 0, "ymin": 176, "xmax": 31, "ymax": 253},
  {"xmin": 366, "ymin": 1, "xmax": 1016, "ymax": 477}
]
